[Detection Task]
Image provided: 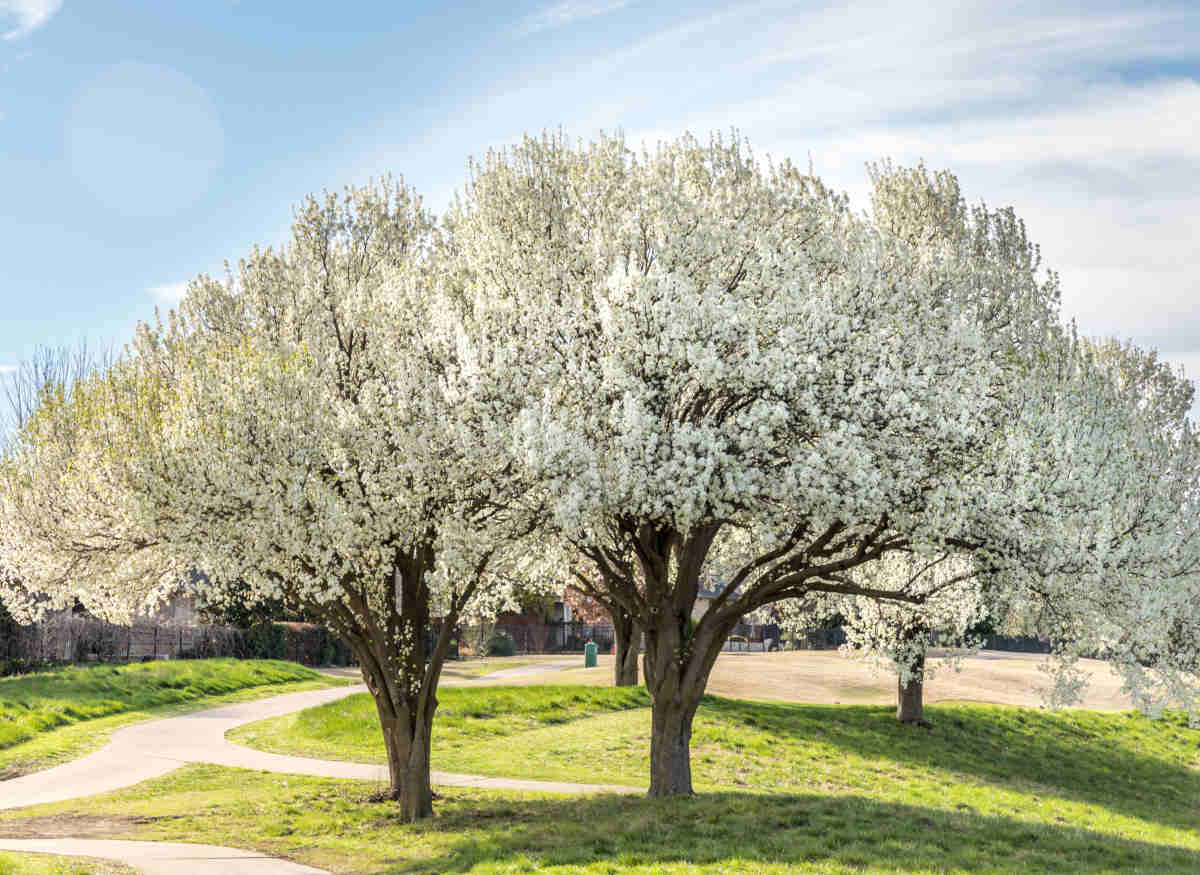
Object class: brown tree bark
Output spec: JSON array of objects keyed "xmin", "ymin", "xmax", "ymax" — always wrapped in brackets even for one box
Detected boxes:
[
  {"xmin": 612, "ymin": 609, "xmax": 640, "ymax": 686},
  {"xmin": 642, "ymin": 624, "xmax": 721, "ymax": 796},
  {"xmin": 648, "ymin": 692, "xmax": 697, "ymax": 795},
  {"xmin": 376, "ymin": 700, "xmax": 436, "ymax": 820},
  {"xmin": 896, "ymin": 652, "xmax": 926, "ymax": 725},
  {"xmin": 332, "ymin": 548, "xmax": 462, "ymax": 823},
  {"xmin": 637, "ymin": 531, "xmax": 728, "ymax": 797}
]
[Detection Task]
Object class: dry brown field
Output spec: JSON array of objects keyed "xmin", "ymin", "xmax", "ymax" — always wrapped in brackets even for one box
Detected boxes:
[{"xmin": 511, "ymin": 649, "xmax": 1136, "ymax": 710}]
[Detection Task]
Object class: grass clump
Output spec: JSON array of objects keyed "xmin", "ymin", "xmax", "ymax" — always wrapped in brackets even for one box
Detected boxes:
[{"xmin": 0, "ymin": 658, "xmax": 327, "ymax": 751}]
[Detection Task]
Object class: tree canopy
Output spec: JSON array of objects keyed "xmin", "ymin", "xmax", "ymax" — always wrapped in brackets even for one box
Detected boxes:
[{"xmin": 2, "ymin": 130, "xmax": 1197, "ymax": 808}]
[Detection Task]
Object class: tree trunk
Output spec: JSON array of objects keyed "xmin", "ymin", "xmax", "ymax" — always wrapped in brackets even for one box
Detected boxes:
[
  {"xmin": 378, "ymin": 710, "xmax": 435, "ymax": 820},
  {"xmin": 612, "ymin": 610, "xmax": 640, "ymax": 687},
  {"xmin": 358, "ymin": 647, "xmax": 439, "ymax": 821},
  {"xmin": 896, "ymin": 653, "xmax": 926, "ymax": 725},
  {"xmin": 641, "ymin": 613, "xmax": 723, "ymax": 796},
  {"xmin": 648, "ymin": 692, "xmax": 697, "ymax": 795},
  {"xmin": 346, "ymin": 550, "xmax": 451, "ymax": 823}
]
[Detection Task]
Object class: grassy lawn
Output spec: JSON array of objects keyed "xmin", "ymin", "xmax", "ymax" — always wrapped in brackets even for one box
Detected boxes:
[
  {"xmin": 1, "ymin": 763, "xmax": 1198, "ymax": 873},
  {"xmin": 0, "ymin": 851, "xmax": 134, "ymax": 874},
  {"xmin": 230, "ymin": 686, "xmax": 649, "ymax": 765},
  {"xmin": 0, "ymin": 659, "xmax": 347, "ymax": 777},
  {"xmin": 227, "ymin": 686, "xmax": 1200, "ymax": 864}
]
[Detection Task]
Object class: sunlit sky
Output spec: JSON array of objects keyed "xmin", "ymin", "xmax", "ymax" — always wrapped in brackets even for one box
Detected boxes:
[{"xmin": 2, "ymin": 0, "xmax": 1198, "ymax": 415}]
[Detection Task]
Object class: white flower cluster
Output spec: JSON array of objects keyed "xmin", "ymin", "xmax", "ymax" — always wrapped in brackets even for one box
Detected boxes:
[{"xmin": 0, "ymin": 177, "xmax": 546, "ymax": 667}]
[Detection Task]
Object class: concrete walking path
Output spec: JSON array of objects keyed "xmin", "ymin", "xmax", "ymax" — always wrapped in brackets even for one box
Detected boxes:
[
  {"xmin": 473, "ymin": 658, "xmax": 581, "ymax": 681},
  {"xmin": 0, "ymin": 673, "xmax": 639, "ymax": 873},
  {"xmin": 0, "ymin": 839, "xmax": 329, "ymax": 874},
  {"xmin": 1, "ymin": 683, "xmax": 642, "ymax": 811},
  {"xmin": 317, "ymin": 657, "xmax": 587, "ymax": 684}
]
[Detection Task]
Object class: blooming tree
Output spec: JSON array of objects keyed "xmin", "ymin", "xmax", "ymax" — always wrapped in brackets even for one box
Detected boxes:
[
  {"xmin": 0, "ymin": 178, "xmax": 542, "ymax": 820},
  {"xmin": 445, "ymin": 129, "xmax": 1199, "ymax": 795},
  {"xmin": 778, "ymin": 553, "xmax": 984, "ymax": 725},
  {"xmin": 1002, "ymin": 336, "xmax": 1200, "ymax": 720}
]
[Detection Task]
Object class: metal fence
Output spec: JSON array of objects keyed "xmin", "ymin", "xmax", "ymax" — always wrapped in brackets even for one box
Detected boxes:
[
  {"xmin": 494, "ymin": 620, "xmax": 615, "ymax": 654},
  {"xmin": 789, "ymin": 627, "xmax": 848, "ymax": 650},
  {"xmin": 979, "ymin": 634, "xmax": 1053, "ymax": 653}
]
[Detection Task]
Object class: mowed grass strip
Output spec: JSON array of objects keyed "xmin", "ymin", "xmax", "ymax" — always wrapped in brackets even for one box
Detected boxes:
[
  {"xmin": 0, "ymin": 851, "xmax": 136, "ymax": 875},
  {"xmin": 230, "ymin": 686, "xmax": 1200, "ymax": 853},
  {"xmin": 3, "ymin": 763, "xmax": 1199, "ymax": 873},
  {"xmin": 0, "ymin": 659, "xmax": 344, "ymax": 776},
  {"xmin": 229, "ymin": 685, "xmax": 650, "ymax": 765}
]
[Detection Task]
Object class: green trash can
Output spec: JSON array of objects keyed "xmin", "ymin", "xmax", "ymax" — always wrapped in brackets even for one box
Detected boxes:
[{"xmin": 584, "ymin": 641, "xmax": 597, "ymax": 668}]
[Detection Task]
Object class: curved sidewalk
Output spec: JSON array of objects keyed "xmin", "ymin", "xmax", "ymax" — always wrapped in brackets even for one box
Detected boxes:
[
  {"xmin": 0, "ymin": 684, "xmax": 642, "ymax": 811},
  {"xmin": 0, "ymin": 839, "xmax": 329, "ymax": 874}
]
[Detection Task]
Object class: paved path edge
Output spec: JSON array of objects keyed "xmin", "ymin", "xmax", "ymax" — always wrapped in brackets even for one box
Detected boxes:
[{"xmin": 0, "ymin": 838, "xmax": 329, "ymax": 874}]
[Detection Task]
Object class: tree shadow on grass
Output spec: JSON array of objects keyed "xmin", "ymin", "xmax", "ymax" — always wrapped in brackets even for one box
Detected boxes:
[
  {"xmin": 693, "ymin": 696, "xmax": 1200, "ymax": 835},
  {"xmin": 411, "ymin": 791, "xmax": 1200, "ymax": 874}
]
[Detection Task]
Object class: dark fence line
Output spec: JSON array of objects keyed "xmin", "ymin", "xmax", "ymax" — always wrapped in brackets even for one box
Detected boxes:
[
  {"xmin": 978, "ymin": 634, "xmax": 1053, "ymax": 653},
  {"xmin": 494, "ymin": 619, "xmax": 616, "ymax": 654},
  {"xmin": 784, "ymin": 628, "xmax": 1054, "ymax": 654},
  {"xmin": 0, "ymin": 615, "xmax": 354, "ymax": 676},
  {"xmin": 789, "ymin": 627, "xmax": 848, "ymax": 650}
]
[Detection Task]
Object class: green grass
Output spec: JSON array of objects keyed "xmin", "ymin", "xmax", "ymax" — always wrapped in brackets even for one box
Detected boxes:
[
  {"xmin": 0, "ymin": 851, "xmax": 135, "ymax": 874},
  {"xmin": 229, "ymin": 685, "xmax": 1200, "ymax": 861},
  {"xmin": 2, "ymin": 763, "xmax": 1199, "ymax": 873},
  {"xmin": 230, "ymin": 685, "xmax": 649, "ymax": 765},
  {"xmin": 0, "ymin": 659, "xmax": 346, "ymax": 777}
]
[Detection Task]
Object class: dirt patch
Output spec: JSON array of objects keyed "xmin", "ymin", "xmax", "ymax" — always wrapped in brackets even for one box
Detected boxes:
[{"xmin": 0, "ymin": 813, "xmax": 165, "ymax": 839}]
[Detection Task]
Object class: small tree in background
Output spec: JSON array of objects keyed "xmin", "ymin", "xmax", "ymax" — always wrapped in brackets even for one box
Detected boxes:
[
  {"xmin": 778, "ymin": 553, "xmax": 984, "ymax": 726},
  {"xmin": 462, "ymin": 618, "xmax": 496, "ymax": 660}
]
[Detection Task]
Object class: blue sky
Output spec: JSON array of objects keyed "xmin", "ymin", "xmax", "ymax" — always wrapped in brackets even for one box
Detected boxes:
[{"xmin": 2, "ymin": 0, "xmax": 1198, "ymax": 415}]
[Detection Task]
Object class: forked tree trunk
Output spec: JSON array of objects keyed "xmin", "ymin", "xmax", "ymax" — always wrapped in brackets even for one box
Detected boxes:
[
  {"xmin": 339, "ymin": 550, "xmax": 459, "ymax": 823},
  {"xmin": 896, "ymin": 652, "xmax": 926, "ymax": 725},
  {"xmin": 612, "ymin": 610, "xmax": 640, "ymax": 687},
  {"xmin": 634, "ymin": 523, "xmax": 725, "ymax": 797},
  {"xmin": 356, "ymin": 639, "xmax": 441, "ymax": 821},
  {"xmin": 377, "ymin": 702, "xmax": 436, "ymax": 820}
]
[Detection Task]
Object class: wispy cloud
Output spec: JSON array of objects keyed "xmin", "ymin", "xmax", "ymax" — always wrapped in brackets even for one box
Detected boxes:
[
  {"xmin": 460, "ymin": 0, "xmax": 1199, "ymax": 412},
  {"xmin": 517, "ymin": 0, "xmax": 630, "ymax": 36},
  {"xmin": 149, "ymin": 282, "xmax": 188, "ymax": 307},
  {"xmin": 0, "ymin": 364, "xmax": 16, "ymax": 375},
  {"xmin": 1, "ymin": 0, "xmax": 62, "ymax": 41}
]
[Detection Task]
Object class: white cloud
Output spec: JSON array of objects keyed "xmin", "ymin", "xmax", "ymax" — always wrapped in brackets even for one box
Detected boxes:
[
  {"xmin": 446, "ymin": 0, "xmax": 1200, "ymax": 413},
  {"xmin": 1, "ymin": 0, "xmax": 62, "ymax": 41},
  {"xmin": 149, "ymin": 282, "xmax": 188, "ymax": 307},
  {"xmin": 0, "ymin": 364, "xmax": 16, "ymax": 375},
  {"xmin": 345, "ymin": 0, "xmax": 1199, "ymax": 427},
  {"xmin": 517, "ymin": 0, "xmax": 630, "ymax": 36}
]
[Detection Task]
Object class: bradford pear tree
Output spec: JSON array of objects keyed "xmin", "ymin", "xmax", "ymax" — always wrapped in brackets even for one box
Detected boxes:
[
  {"xmin": 445, "ymin": 129, "xmax": 1200, "ymax": 796},
  {"xmin": 779, "ymin": 553, "xmax": 984, "ymax": 725},
  {"xmin": 1005, "ymin": 336, "xmax": 1200, "ymax": 720},
  {"xmin": 0, "ymin": 177, "xmax": 543, "ymax": 820}
]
